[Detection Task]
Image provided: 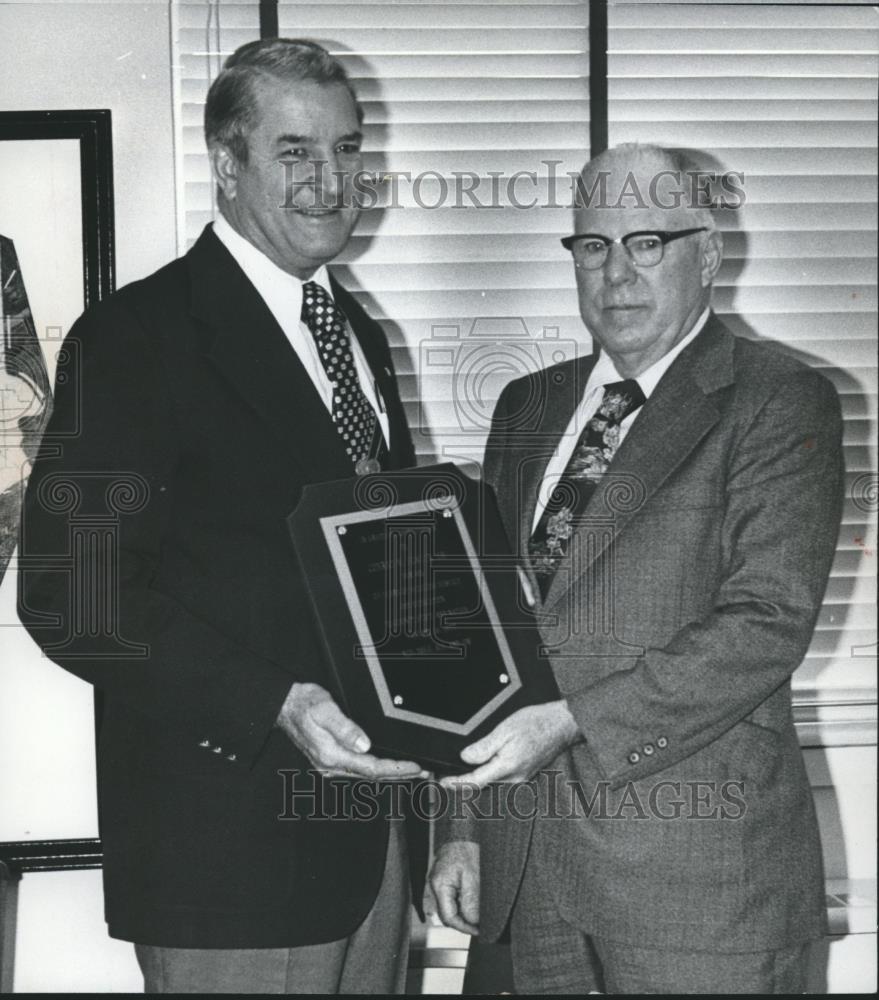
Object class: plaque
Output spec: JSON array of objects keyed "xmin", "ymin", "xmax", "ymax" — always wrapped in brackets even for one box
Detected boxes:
[{"xmin": 287, "ymin": 464, "xmax": 559, "ymax": 773}]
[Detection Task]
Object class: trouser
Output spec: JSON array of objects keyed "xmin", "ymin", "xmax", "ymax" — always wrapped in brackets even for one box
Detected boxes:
[
  {"xmin": 509, "ymin": 844, "xmax": 813, "ymax": 994},
  {"xmin": 135, "ymin": 819, "xmax": 410, "ymax": 994}
]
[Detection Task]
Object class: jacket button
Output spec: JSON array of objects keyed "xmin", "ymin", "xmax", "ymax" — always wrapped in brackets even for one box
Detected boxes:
[
  {"xmin": 226, "ymin": 753, "xmax": 237, "ymax": 762},
  {"xmin": 628, "ymin": 751, "xmax": 640, "ymax": 765},
  {"xmin": 657, "ymin": 736, "xmax": 668, "ymax": 749},
  {"xmin": 211, "ymin": 746, "xmax": 223, "ymax": 754},
  {"xmin": 643, "ymin": 744, "xmax": 654, "ymax": 756},
  {"xmin": 198, "ymin": 739, "xmax": 210, "ymax": 748}
]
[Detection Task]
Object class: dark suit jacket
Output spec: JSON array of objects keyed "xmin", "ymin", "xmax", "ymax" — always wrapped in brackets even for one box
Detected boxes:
[
  {"xmin": 471, "ymin": 314, "xmax": 842, "ymax": 952},
  {"xmin": 18, "ymin": 225, "xmax": 425, "ymax": 948}
]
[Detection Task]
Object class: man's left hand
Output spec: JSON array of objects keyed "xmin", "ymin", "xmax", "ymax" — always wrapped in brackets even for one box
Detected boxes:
[{"xmin": 440, "ymin": 700, "xmax": 581, "ymax": 789}]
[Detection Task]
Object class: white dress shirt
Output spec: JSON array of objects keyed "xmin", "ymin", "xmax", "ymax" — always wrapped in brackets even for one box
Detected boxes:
[
  {"xmin": 212, "ymin": 215, "xmax": 390, "ymax": 445},
  {"xmin": 519, "ymin": 310, "xmax": 710, "ymax": 606},
  {"xmin": 531, "ymin": 308, "xmax": 710, "ymax": 532}
]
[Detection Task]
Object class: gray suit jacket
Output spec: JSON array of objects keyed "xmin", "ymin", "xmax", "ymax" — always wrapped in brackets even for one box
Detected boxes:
[{"xmin": 467, "ymin": 314, "xmax": 842, "ymax": 953}]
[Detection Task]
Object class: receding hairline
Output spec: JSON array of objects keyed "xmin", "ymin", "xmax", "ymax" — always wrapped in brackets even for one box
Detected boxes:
[
  {"xmin": 575, "ymin": 143, "xmax": 717, "ymax": 227},
  {"xmin": 581, "ymin": 143, "xmax": 697, "ymax": 179}
]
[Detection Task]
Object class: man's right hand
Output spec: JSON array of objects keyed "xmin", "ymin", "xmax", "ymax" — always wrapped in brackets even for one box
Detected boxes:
[
  {"xmin": 426, "ymin": 839, "xmax": 480, "ymax": 936},
  {"xmin": 276, "ymin": 682, "xmax": 425, "ymax": 780}
]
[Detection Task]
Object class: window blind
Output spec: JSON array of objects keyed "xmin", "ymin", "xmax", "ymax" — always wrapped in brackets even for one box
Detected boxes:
[
  {"xmin": 174, "ymin": 0, "xmax": 591, "ymax": 469},
  {"xmin": 607, "ymin": 1, "xmax": 878, "ymax": 740},
  {"xmin": 173, "ymin": 0, "xmax": 875, "ymax": 739},
  {"xmin": 175, "ymin": 1, "xmax": 250, "ymax": 248}
]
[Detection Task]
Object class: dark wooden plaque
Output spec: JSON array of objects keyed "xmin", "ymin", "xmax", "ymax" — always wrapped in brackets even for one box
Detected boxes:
[{"xmin": 287, "ymin": 464, "xmax": 558, "ymax": 773}]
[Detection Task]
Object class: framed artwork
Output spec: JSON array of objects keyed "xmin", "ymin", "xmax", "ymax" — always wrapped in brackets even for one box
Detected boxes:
[
  {"xmin": 0, "ymin": 109, "xmax": 114, "ymax": 576},
  {"xmin": 0, "ymin": 111, "xmax": 114, "ymax": 877}
]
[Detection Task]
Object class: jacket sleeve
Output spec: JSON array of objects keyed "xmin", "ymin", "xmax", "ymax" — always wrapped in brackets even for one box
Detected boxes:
[
  {"xmin": 17, "ymin": 298, "xmax": 297, "ymax": 768},
  {"xmin": 565, "ymin": 367, "xmax": 844, "ymax": 787}
]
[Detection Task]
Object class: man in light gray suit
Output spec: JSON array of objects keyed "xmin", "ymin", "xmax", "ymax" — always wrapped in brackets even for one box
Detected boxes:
[{"xmin": 427, "ymin": 143, "xmax": 843, "ymax": 993}]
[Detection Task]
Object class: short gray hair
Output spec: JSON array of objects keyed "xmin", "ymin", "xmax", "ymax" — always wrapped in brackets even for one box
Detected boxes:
[{"xmin": 204, "ymin": 38, "xmax": 362, "ymax": 164}]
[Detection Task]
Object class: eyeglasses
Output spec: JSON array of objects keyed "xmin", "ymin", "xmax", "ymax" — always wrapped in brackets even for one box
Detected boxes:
[{"xmin": 560, "ymin": 228, "xmax": 708, "ymax": 270}]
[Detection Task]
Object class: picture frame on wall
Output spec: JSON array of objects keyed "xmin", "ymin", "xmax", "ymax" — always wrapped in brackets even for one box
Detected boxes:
[
  {"xmin": 0, "ymin": 109, "xmax": 114, "ymax": 577},
  {"xmin": 0, "ymin": 111, "xmax": 115, "ymax": 924}
]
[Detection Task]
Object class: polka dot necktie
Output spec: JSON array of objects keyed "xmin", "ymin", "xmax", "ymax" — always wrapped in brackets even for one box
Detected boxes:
[
  {"xmin": 301, "ymin": 281, "xmax": 388, "ymax": 473},
  {"xmin": 529, "ymin": 378, "xmax": 646, "ymax": 597}
]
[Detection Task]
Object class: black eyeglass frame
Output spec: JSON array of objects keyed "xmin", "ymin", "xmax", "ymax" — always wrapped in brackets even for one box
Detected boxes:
[{"xmin": 560, "ymin": 227, "xmax": 709, "ymax": 268}]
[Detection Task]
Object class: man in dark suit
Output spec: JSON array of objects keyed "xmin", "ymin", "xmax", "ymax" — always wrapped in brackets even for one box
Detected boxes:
[
  {"xmin": 428, "ymin": 144, "xmax": 843, "ymax": 993},
  {"xmin": 19, "ymin": 38, "xmax": 425, "ymax": 993}
]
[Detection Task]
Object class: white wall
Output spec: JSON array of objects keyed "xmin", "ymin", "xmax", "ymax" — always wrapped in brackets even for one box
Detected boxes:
[{"xmin": 0, "ymin": 0, "xmax": 177, "ymax": 287}]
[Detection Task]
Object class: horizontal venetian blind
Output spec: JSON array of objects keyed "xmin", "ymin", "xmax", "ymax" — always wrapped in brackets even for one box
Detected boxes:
[
  {"xmin": 174, "ymin": 1, "xmax": 258, "ymax": 248},
  {"xmin": 607, "ymin": 1, "xmax": 878, "ymax": 734},
  {"xmin": 174, "ymin": 0, "xmax": 591, "ymax": 468}
]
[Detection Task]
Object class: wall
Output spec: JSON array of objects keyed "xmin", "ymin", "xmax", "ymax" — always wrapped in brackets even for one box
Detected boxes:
[
  {"xmin": 0, "ymin": 0, "xmax": 177, "ymax": 287},
  {"xmin": 0, "ymin": 0, "xmax": 176, "ymax": 989}
]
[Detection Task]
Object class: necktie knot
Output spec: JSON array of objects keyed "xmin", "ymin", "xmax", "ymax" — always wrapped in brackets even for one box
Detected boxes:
[
  {"xmin": 301, "ymin": 280, "xmax": 347, "ymax": 338},
  {"xmin": 599, "ymin": 378, "xmax": 646, "ymax": 423}
]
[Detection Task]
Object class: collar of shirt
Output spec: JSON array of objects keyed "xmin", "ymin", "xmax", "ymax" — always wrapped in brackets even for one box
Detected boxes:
[
  {"xmin": 211, "ymin": 216, "xmax": 390, "ymax": 444},
  {"xmin": 213, "ymin": 212, "xmax": 332, "ymax": 326},
  {"xmin": 583, "ymin": 306, "xmax": 710, "ymax": 403},
  {"xmin": 529, "ymin": 307, "xmax": 711, "ymax": 537}
]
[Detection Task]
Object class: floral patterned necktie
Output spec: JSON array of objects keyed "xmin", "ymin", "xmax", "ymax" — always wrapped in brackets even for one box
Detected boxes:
[
  {"xmin": 301, "ymin": 281, "xmax": 388, "ymax": 474},
  {"xmin": 528, "ymin": 378, "xmax": 646, "ymax": 597}
]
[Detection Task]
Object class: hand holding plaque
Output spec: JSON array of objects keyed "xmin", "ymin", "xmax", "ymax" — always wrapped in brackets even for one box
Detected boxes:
[
  {"xmin": 287, "ymin": 464, "xmax": 558, "ymax": 774},
  {"xmin": 441, "ymin": 699, "xmax": 581, "ymax": 787},
  {"xmin": 275, "ymin": 681, "xmax": 426, "ymax": 779}
]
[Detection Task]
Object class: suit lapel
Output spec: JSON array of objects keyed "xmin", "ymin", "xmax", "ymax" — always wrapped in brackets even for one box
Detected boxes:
[
  {"xmin": 187, "ymin": 227, "xmax": 353, "ymax": 481},
  {"xmin": 329, "ymin": 276, "xmax": 412, "ymax": 470},
  {"xmin": 542, "ymin": 318, "xmax": 735, "ymax": 610},
  {"xmin": 499, "ymin": 356, "xmax": 596, "ymax": 599},
  {"xmin": 515, "ymin": 355, "xmax": 597, "ymax": 556}
]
